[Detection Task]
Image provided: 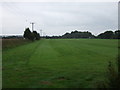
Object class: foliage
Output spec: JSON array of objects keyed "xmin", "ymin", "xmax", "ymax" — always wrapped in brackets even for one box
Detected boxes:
[
  {"xmin": 44, "ymin": 30, "xmax": 120, "ymax": 39},
  {"xmin": 33, "ymin": 31, "xmax": 40, "ymax": 40},
  {"xmin": 23, "ymin": 28, "xmax": 40, "ymax": 41},
  {"xmin": 114, "ymin": 30, "xmax": 120, "ymax": 39},
  {"xmin": 97, "ymin": 31, "xmax": 114, "ymax": 39},
  {"xmin": 23, "ymin": 28, "xmax": 32, "ymax": 40},
  {"xmin": 45, "ymin": 31, "xmax": 95, "ymax": 39},
  {"xmin": 62, "ymin": 31, "xmax": 95, "ymax": 39},
  {"xmin": 96, "ymin": 52, "xmax": 120, "ymax": 89},
  {"xmin": 97, "ymin": 30, "xmax": 120, "ymax": 39},
  {"xmin": 107, "ymin": 61, "xmax": 118, "ymax": 88},
  {"xmin": 2, "ymin": 36, "xmax": 23, "ymax": 39}
]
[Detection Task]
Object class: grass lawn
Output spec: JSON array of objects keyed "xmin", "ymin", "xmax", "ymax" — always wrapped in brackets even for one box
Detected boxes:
[{"xmin": 2, "ymin": 39, "xmax": 118, "ymax": 88}]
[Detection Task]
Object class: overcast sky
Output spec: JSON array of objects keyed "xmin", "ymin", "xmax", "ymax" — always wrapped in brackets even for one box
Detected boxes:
[{"xmin": 1, "ymin": 1, "xmax": 118, "ymax": 36}]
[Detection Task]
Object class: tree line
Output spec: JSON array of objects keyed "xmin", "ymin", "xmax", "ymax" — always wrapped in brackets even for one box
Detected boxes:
[
  {"xmin": 97, "ymin": 30, "xmax": 120, "ymax": 39},
  {"xmin": 62, "ymin": 31, "xmax": 95, "ymax": 39},
  {"xmin": 2, "ymin": 29, "xmax": 120, "ymax": 39},
  {"xmin": 45, "ymin": 30, "xmax": 120, "ymax": 39}
]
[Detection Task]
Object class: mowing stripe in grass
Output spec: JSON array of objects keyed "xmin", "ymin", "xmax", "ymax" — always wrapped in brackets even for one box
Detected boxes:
[{"xmin": 3, "ymin": 39, "xmax": 118, "ymax": 88}]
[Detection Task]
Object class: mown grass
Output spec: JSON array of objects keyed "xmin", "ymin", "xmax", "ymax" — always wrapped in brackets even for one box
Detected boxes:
[{"xmin": 2, "ymin": 39, "xmax": 118, "ymax": 88}]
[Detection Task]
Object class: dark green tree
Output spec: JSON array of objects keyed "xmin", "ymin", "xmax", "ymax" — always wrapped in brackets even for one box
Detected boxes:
[
  {"xmin": 114, "ymin": 30, "xmax": 120, "ymax": 39},
  {"xmin": 62, "ymin": 30, "xmax": 95, "ymax": 39},
  {"xmin": 97, "ymin": 31, "xmax": 114, "ymax": 39},
  {"xmin": 23, "ymin": 28, "xmax": 32, "ymax": 40},
  {"xmin": 33, "ymin": 31, "xmax": 40, "ymax": 40},
  {"xmin": 23, "ymin": 28, "xmax": 40, "ymax": 41}
]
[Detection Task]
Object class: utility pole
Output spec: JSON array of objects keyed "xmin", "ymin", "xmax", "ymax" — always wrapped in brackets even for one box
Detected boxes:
[{"xmin": 30, "ymin": 22, "xmax": 35, "ymax": 31}]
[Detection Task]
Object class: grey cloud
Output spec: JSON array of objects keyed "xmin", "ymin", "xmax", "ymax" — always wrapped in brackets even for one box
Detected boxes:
[{"xmin": 1, "ymin": 2, "xmax": 118, "ymax": 36}]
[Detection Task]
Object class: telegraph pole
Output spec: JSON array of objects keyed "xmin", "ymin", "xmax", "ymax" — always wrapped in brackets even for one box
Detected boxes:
[{"xmin": 30, "ymin": 22, "xmax": 35, "ymax": 31}]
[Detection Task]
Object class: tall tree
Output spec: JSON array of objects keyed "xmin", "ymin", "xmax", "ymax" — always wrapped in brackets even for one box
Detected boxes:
[
  {"xmin": 23, "ymin": 28, "xmax": 32, "ymax": 40},
  {"xmin": 23, "ymin": 28, "xmax": 40, "ymax": 41},
  {"xmin": 33, "ymin": 31, "xmax": 40, "ymax": 40}
]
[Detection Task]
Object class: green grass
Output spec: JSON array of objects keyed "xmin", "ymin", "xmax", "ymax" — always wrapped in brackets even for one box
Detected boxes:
[{"xmin": 2, "ymin": 39, "xmax": 118, "ymax": 88}]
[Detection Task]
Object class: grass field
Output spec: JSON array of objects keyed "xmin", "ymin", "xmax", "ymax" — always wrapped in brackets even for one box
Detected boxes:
[{"xmin": 2, "ymin": 39, "xmax": 118, "ymax": 88}]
